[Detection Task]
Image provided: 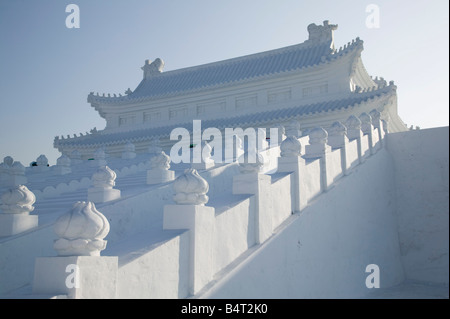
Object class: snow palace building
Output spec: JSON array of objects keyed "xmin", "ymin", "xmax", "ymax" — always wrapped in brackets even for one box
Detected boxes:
[
  {"xmin": 2, "ymin": 21, "xmax": 446, "ymax": 300},
  {"xmin": 54, "ymin": 20, "xmax": 406, "ymax": 159}
]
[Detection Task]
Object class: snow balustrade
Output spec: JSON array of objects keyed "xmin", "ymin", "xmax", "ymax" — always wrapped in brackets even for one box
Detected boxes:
[
  {"xmin": 159, "ymin": 111, "xmax": 386, "ymax": 296},
  {"xmin": 29, "ymin": 146, "xmax": 154, "ymax": 200},
  {"xmin": 1, "ymin": 110, "xmax": 386, "ymax": 298}
]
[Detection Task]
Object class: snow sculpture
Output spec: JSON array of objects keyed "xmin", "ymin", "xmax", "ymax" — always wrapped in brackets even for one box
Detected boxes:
[
  {"xmin": 345, "ymin": 115, "xmax": 363, "ymax": 140},
  {"xmin": 0, "ymin": 185, "xmax": 38, "ymax": 236},
  {"xmin": 36, "ymin": 154, "xmax": 48, "ymax": 167},
  {"xmin": 307, "ymin": 20, "xmax": 338, "ymax": 49},
  {"xmin": 88, "ymin": 166, "xmax": 121, "ymax": 203},
  {"xmin": 0, "ymin": 185, "xmax": 36, "ymax": 215},
  {"xmin": 150, "ymin": 151, "xmax": 171, "ymax": 170},
  {"xmin": 0, "ymin": 156, "xmax": 27, "ymax": 187},
  {"xmin": 369, "ymin": 109, "xmax": 382, "ymax": 129},
  {"xmin": 142, "ymin": 58, "xmax": 165, "ymax": 79},
  {"xmin": 237, "ymin": 151, "xmax": 265, "ymax": 174},
  {"xmin": 172, "ymin": 168, "xmax": 209, "ymax": 205},
  {"xmin": 147, "ymin": 151, "xmax": 175, "ymax": 184},
  {"xmin": 304, "ymin": 127, "xmax": 331, "ymax": 159},
  {"xmin": 33, "ymin": 154, "xmax": 49, "ymax": 172},
  {"xmin": 280, "ymin": 136, "xmax": 302, "ymax": 157},
  {"xmin": 327, "ymin": 121, "xmax": 349, "ymax": 149},
  {"xmin": 359, "ymin": 112, "xmax": 373, "ymax": 135},
  {"xmin": 163, "ymin": 168, "xmax": 215, "ymax": 295},
  {"xmin": 53, "ymin": 155, "xmax": 71, "ymax": 175},
  {"xmin": 122, "ymin": 142, "xmax": 136, "ymax": 160},
  {"xmin": 53, "ymin": 201, "xmax": 110, "ymax": 256}
]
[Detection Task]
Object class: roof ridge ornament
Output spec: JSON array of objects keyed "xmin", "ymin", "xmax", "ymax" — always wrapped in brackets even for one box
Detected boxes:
[
  {"xmin": 307, "ymin": 20, "xmax": 338, "ymax": 50},
  {"xmin": 142, "ymin": 58, "xmax": 165, "ymax": 79}
]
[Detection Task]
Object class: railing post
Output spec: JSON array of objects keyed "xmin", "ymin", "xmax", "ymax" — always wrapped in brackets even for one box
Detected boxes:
[
  {"xmin": 32, "ymin": 201, "xmax": 118, "ymax": 298},
  {"xmin": 303, "ymin": 127, "xmax": 332, "ymax": 191},
  {"xmin": 277, "ymin": 136, "xmax": 306, "ymax": 212},
  {"xmin": 163, "ymin": 169, "xmax": 214, "ymax": 296},
  {"xmin": 87, "ymin": 166, "xmax": 121, "ymax": 203},
  {"xmin": 360, "ymin": 112, "xmax": 375, "ymax": 155},
  {"xmin": 232, "ymin": 151, "xmax": 272, "ymax": 244},
  {"xmin": 327, "ymin": 121, "xmax": 350, "ymax": 175},
  {"xmin": 345, "ymin": 115, "xmax": 364, "ymax": 164},
  {"xmin": 147, "ymin": 151, "xmax": 175, "ymax": 184}
]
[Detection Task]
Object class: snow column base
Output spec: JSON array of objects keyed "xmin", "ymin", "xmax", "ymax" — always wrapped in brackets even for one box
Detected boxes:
[
  {"xmin": 232, "ymin": 173, "xmax": 272, "ymax": 244},
  {"xmin": 32, "ymin": 256, "xmax": 118, "ymax": 299},
  {"xmin": 163, "ymin": 204, "xmax": 215, "ymax": 296}
]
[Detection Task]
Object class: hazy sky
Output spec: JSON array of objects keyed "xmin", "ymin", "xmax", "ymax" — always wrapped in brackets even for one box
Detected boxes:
[{"xmin": 0, "ymin": 0, "xmax": 448, "ymax": 165}]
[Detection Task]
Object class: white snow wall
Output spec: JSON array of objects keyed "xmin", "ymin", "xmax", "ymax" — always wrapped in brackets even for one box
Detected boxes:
[
  {"xmin": 387, "ymin": 127, "xmax": 449, "ymax": 285},
  {"xmin": 200, "ymin": 148, "xmax": 405, "ymax": 298}
]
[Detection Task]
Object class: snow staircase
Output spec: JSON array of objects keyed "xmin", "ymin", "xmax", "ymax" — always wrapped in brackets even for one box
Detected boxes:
[{"xmin": 0, "ymin": 117, "xmax": 402, "ymax": 298}]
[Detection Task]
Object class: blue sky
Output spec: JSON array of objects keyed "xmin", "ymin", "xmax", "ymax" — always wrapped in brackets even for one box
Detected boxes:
[{"xmin": 0, "ymin": 0, "xmax": 448, "ymax": 165}]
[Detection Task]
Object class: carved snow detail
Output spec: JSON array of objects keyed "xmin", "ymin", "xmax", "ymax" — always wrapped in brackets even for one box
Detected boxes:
[
  {"xmin": 173, "ymin": 168, "xmax": 209, "ymax": 205},
  {"xmin": 53, "ymin": 201, "xmax": 110, "ymax": 256}
]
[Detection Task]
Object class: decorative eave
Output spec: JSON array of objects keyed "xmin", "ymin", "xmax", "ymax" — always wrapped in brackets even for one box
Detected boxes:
[{"xmin": 59, "ymin": 83, "xmax": 396, "ymax": 150}]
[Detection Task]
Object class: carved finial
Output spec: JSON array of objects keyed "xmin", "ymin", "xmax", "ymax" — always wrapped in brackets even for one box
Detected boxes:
[
  {"xmin": 308, "ymin": 127, "xmax": 328, "ymax": 145},
  {"xmin": 369, "ymin": 109, "xmax": 381, "ymax": 124},
  {"xmin": 359, "ymin": 112, "xmax": 373, "ymax": 134},
  {"xmin": 307, "ymin": 20, "xmax": 338, "ymax": 49},
  {"xmin": 328, "ymin": 121, "xmax": 347, "ymax": 136},
  {"xmin": 172, "ymin": 168, "xmax": 209, "ymax": 205},
  {"xmin": 3, "ymin": 156, "xmax": 13, "ymax": 167},
  {"xmin": 280, "ymin": 136, "xmax": 302, "ymax": 157},
  {"xmin": 36, "ymin": 154, "xmax": 48, "ymax": 167},
  {"xmin": 53, "ymin": 201, "xmax": 110, "ymax": 256},
  {"xmin": 151, "ymin": 151, "xmax": 171, "ymax": 170},
  {"xmin": 92, "ymin": 166, "xmax": 116, "ymax": 189},
  {"xmin": 345, "ymin": 115, "xmax": 362, "ymax": 130},
  {"xmin": 125, "ymin": 88, "xmax": 132, "ymax": 95},
  {"xmin": 0, "ymin": 185, "xmax": 36, "ymax": 214},
  {"xmin": 142, "ymin": 58, "xmax": 165, "ymax": 79}
]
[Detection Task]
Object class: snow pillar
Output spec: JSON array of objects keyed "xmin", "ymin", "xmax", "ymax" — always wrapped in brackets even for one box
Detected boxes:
[
  {"xmin": 147, "ymin": 151, "xmax": 175, "ymax": 184},
  {"xmin": 163, "ymin": 169, "xmax": 214, "ymax": 295},
  {"xmin": 0, "ymin": 185, "xmax": 38, "ymax": 237},
  {"xmin": 277, "ymin": 136, "xmax": 307, "ymax": 212},
  {"xmin": 32, "ymin": 201, "xmax": 118, "ymax": 299},
  {"xmin": 360, "ymin": 112, "xmax": 375, "ymax": 155},
  {"xmin": 303, "ymin": 127, "xmax": 333, "ymax": 191},
  {"xmin": 232, "ymin": 151, "xmax": 272, "ymax": 244},
  {"xmin": 87, "ymin": 166, "xmax": 121, "ymax": 203},
  {"xmin": 346, "ymin": 115, "xmax": 364, "ymax": 164},
  {"xmin": 327, "ymin": 121, "xmax": 351, "ymax": 175}
]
